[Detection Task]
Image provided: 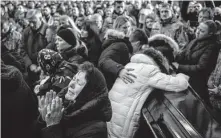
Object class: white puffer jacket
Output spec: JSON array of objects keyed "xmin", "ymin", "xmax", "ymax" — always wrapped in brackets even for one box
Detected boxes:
[{"xmin": 107, "ymin": 53, "xmax": 189, "ymax": 138}]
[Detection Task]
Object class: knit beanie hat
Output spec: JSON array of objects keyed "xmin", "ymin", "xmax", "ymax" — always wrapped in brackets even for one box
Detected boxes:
[{"xmin": 57, "ymin": 27, "xmax": 78, "ymax": 47}]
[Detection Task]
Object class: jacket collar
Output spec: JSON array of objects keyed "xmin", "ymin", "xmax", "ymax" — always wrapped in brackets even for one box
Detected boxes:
[
  {"xmin": 160, "ymin": 15, "xmax": 177, "ymax": 26},
  {"xmin": 38, "ymin": 22, "xmax": 48, "ymax": 35}
]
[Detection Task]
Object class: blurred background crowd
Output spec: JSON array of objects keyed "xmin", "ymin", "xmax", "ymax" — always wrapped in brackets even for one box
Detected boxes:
[{"xmin": 1, "ymin": 0, "xmax": 221, "ymax": 138}]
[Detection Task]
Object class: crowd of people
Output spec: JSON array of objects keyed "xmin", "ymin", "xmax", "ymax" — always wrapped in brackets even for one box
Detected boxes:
[{"xmin": 1, "ymin": 0, "xmax": 221, "ymax": 138}]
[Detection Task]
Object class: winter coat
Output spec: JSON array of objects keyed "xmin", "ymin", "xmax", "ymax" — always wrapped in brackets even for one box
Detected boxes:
[
  {"xmin": 60, "ymin": 42, "xmax": 88, "ymax": 65},
  {"xmin": 98, "ymin": 29, "xmax": 133, "ymax": 90},
  {"xmin": 81, "ymin": 29, "xmax": 102, "ymax": 66},
  {"xmin": 20, "ymin": 22, "xmax": 48, "ymax": 67},
  {"xmin": 107, "ymin": 49, "xmax": 189, "ymax": 138},
  {"xmin": 43, "ymin": 15, "xmax": 54, "ymax": 26},
  {"xmin": 2, "ymin": 64, "xmax": 39, "ymax": 138},
  {"xmin": 208, "ymin": 49, "xmax": 221, "ymax": 110},
  {"xmin": 151, "ymin": 15, "xmax": 189, "ymax": 49},
  {"xmin": 39, "ymin": 66, "xmax": 112, "ymax": 138},
  {"xmin": 176, "ymin": 36, "xmax": 220, "ymax": 102},
  {"xmin": 1, "ymin": 47, "xmax": 29, "ymax": 82}
]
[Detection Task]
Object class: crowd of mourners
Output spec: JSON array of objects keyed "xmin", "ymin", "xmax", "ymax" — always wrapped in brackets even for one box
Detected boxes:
[{"xmin": 1, "ymin": 0, "xmax": 221, "ymax": 138}]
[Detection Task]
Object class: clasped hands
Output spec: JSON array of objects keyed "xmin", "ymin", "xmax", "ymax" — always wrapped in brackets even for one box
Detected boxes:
[{"xmin": 38, "ymin": 90, "xmax": 64, "ymax": 127}]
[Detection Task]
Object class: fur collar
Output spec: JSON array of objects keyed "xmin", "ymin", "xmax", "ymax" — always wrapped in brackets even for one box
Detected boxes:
[
  {"xmin": 148, "ymin": 34, "xmax": 179, "ymax": 57},
  {"xmin": 104, "ymin": 29, "xmax": 125, "ymax": 40},
  {"xmin": 131, "ymin": 48, "xmax": 170, "ymax": 74}
]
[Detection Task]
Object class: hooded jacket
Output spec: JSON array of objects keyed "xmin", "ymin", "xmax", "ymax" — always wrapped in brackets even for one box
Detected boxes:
[
  {"xmin": 107, "ymin": 48, "xmax": 189, "ymax": 138},
  {"xmin": 98, "ymin": 29, "xmax": 133, "ymax": 90}
]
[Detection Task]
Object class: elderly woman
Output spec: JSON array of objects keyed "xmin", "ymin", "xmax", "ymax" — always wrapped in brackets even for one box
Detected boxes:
[
  {"xmin": 38, "ymin": 62, "xmax": 112, "ymax": 138},
  {"xmin": 55, "ymin": 26, "xmax": 88, "ymax": 65},
  {"xmin": 174, "ymin": 20, "xmax": 220, "ymax": 104},
  {"xmin": 107, "ymin": 35, "xmax": 189, "ymax": 138},
  {"xmin": 98, "ymin": 15, "xmax": 134, "ymax": 90}
]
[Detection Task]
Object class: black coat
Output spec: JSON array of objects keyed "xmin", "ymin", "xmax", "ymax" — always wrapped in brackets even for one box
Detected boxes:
[
  {"xmin": 2, "ymin": 64, "xmax": 39, "ymax": 138},
  {"xmin": 82, "ymin": 36, "xmax": 102, "ymax": 66},
  {"xmin": 37, "ymin": 61, "xmax": 78, "ymax": 96},
  {"xmin": 60, "ymin": 45, "xmax": 87, "ymax": 65},
  {"xmin": 38, "ymin": 66, "xmax": 111, "ymax": 138},
  {"xmin": 98, "ymin": 34, "xmax": 133, "ymax": 90},
  {"xmin": 176, "ymin": 36, "xmax": 220, "ymax": 101},
  {"xmin": 21, "ymin": 23, "xmax": 48, "ymax": 67}
]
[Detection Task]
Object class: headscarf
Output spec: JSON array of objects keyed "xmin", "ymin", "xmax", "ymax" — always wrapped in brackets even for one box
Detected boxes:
[
  {"xmin": 59, "ymin": 62, "xmax": 111, "ymax": 126},
  {"xmin": 37, "ymin": 49, "xmax": 63, "ymax": 75}
]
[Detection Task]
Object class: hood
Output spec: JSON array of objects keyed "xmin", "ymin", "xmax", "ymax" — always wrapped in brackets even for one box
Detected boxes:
[
  {"xmin": 148, "ymin": 34, "xmax": 179, "ymax": 57},
  {"xmin": 102, "ymin": 29, "xmax": 133, "ymax": 53},
  {"xmin": 131, "ymin": 48, "xmax": 170, "ymax": 74},
  {"xmin": 104, "ymin": 29, "xmax": 125, "ymax": 40}
]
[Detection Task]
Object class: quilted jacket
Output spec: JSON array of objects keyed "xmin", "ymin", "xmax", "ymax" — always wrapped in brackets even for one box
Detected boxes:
[{"xmin": 107, "ymin": 52, "xmax": 189, "ymax": 138}]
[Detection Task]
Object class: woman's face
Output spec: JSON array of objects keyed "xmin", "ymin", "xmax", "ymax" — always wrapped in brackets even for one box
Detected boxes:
[
  {"xmin": 55, "ymin": 35, "xmax": 71, "ymax": 52},
  {"xmin": 195, "ymin": 23, "xmax": 209, "ymax": 40},
  {"xmin": 73, "ymin": 8, "xmax": 79, "ymax": 16},
  {"xmin": 118, "ymin": 21, "xmax": 131, "ymax": 36},
  {"xmin": 76, "ymin": 17, "xmax": 84, "ymax": 27},
  {"xmin": 2, "ymin": 23, "xmax": 10, "ymax": 34},
  {"xmin": 80, "ymin": 28, "xmax": 88, "ymax": 38},
  {"xmin": 105, "ymin": 8, "xmax": 112, "ymax": 17},
  {"xmin": 65, "ymin": 71, "xmax": 87, "ymax": 101},
  {"xmin": 60, "ymin": 18, "xmax": 69, "ymax": 26},
  {"xmin": 145, "ymin": 18, "xmax": 155, "ymax": 29}
]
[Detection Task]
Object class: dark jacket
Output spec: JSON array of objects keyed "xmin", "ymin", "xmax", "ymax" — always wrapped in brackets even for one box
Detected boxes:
[
  {"xmin": 60, "ymin": 43, "xmax": 88, "ymax": 65},
  {"xmin": 21, "ymin": 22, "xmax": 48, "ymax": 67},
  {"xmin": 39, "ymin": 66, "xmax": 111, "ymax": 138},
  {"xmin": 98, "ymin": 29, "xmax": 133, "ymax": 90},
  {"xmin": 2, "ymin": 64, "xmax": 39, "ymax": 138},
  {"xmin": 176, "ymin": 36, "xmax": 220, "ymax": 101},
  {"xmin": 81, "ymin": 29, "xmax": 102, "ymax": 66},
  {"xmin": 37, "ymin": 61, "xmax": 78, "ymax": 96}
]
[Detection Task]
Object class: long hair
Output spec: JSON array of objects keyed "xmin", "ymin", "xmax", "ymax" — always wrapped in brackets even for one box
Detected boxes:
[{"xmin": 113, "ymin": 15, "xmax": 130, "ymax": 30}]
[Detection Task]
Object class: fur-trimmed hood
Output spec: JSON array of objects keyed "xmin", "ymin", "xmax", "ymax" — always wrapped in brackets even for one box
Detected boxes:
[
  {"xmin": 148, "ymin": 34, "xmax": 180, "ymax": 57},
  {"xmin": 104, "ymin": 29, "xmax": 126, "ymax": 40},
  {"xmin": 132, "ymin": 48, "xmax": 170, "ymax": 74},
  {"xmin": 102, "ymin": 29, "xmax": 133, "ymax": 53}
]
